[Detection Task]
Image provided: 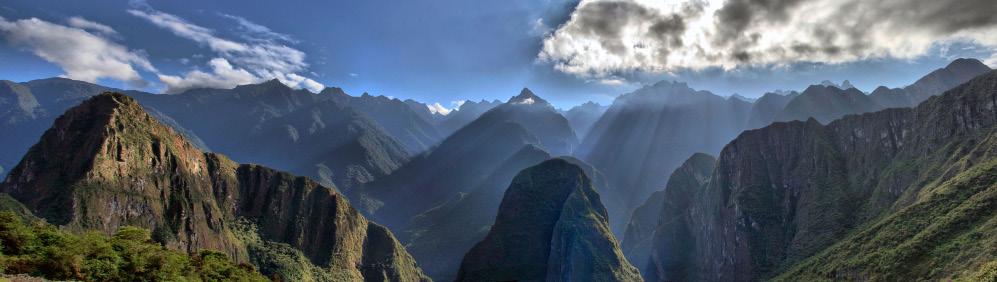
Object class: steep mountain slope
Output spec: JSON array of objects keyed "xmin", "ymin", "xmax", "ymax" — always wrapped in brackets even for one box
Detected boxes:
[
  {"xmin": 359, "ymin": 89, "xmax": 576, "ymax": 228},
  {"xmin": 647, "ymin": 70, "xmax": 997, "ymax": 281},
  {"xmin": 578, "ymin": 81, "xmax": 751, "ymax": 235},
  {"xmin": 133, "ymin": 79, "xmax": 409, "ymax": 191},
  {"xmin": 320, "ymin": 88, "xmax": 443, "ymax": 153},
  {"xmin": 404, "ymin": 145, "xmax": 551, "ymax": 281},
  {"xmin": 455, "ymin": 159, "xmax": 641, "ymax": 281},
  {"xmin": 563, "ymin": 101, "xmax": 608, "ymax": 138},
  {"xmin": 0, "ymin": 93, "xmax": 429, "ymax": 281},
  {"xmin": 621, "ymin": 153, "xmax": 715, "ymax": 281},
  {"xmin": 437, "ymin": 99, "xmax": 502, "ymax": 136}
]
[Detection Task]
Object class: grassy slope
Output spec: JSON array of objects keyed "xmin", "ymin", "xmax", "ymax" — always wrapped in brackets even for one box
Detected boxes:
[{"xmin": 774, "ymin": 131, "xmax": 997, "ymax": 281}]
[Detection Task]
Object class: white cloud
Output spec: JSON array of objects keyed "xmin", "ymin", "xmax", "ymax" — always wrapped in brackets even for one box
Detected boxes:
[
  {"xmin": 128, "ymin": 8, "xmax": 324, "ymax": 92},
  {"xmin": 540, "ymin": 0, "xmax": 997, "ymax": 79},
  {"xmin": 0, "ymin": 16, "xmax": 154, "ymax": 85},
  {"xmin": 67, "ymin": 16, "xmax": 118, "ymax": 37},
  {"xmin": 157, "ymin": 58, "xmax": 255, "ymax": 92},
  {"xmin": 218, "ymin": 13, "xmax": 298, "ymax": 44}
]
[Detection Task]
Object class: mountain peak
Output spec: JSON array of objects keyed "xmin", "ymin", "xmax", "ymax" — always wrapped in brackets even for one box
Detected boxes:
[
  {"xmin": 945, "ymin": 58, "xmax": 989, "ymax": 71},
  {"xmin": 456, "ymin": 158, "xmax": 640, "ymax": 281},
  {"xmin": 508, "ymin": 87, "xmax": 549, "ymax": 105},
  {"xmin": 233, "ymin": 78, "xmax": 292, "ymax": 92}
]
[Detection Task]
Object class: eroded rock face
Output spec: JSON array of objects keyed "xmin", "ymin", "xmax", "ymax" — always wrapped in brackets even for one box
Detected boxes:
[
  {"xmin": 0, "ymin": 93, "xmax": 429, "ymax": 281},
  {"xmin": 456, "ymin": 158, "xmax": 641, "ymax": 282},
  {"xmin": 653, "ymin": 70, "xmax": 997, "ymax": 281}
]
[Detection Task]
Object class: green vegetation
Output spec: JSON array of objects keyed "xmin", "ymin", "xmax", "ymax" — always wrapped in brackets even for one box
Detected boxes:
[
  {"xmin": 231, "ymin": 219, "xmax": 342, "ymax": 282},
  {"xmin": 773, "ymin": 157, "xmax": 997, "ymax": 281},
  {"xmin": 0, "ymin": 211, "xmax": 266, "ymax": 281}
]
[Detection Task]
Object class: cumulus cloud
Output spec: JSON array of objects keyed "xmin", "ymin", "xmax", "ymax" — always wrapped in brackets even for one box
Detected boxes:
[
  {"xmin": 0, "ymin": 16, "xmax": 154, "ymax": 85},
  {"xmin": 157, "ymin": 58, "xmax": 255, "ymax": 91},
  {"xmin": 540, "ymin": 0, "xmax": 997, "ymax": 79},
  {"xmin": 128, "ymin": 8, "xmax": 323, "ymax": 93}
]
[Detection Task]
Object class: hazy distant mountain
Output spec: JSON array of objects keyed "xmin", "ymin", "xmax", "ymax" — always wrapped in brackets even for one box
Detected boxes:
[
  {"xmin": 0, "ymin": 93, "xmax": 429, "ymax": 281},
  {"xmin": 134, "ymin": 79, "xmax": 409, "ymax": 191},
  {"xmin": 775, "ymin": 85, "xmax": 879, "ymax": 124},
  {"xmin": 358, "ymin": 88, "xmax": 576, "ymax": 229},
  {"xmin": 640, "ymin": 70, "xmax": 997, "ymax": 281},
  {"xmin": 319, "ymin": 87, "xmax": 443, "ymax": 154},
  {"xmin": 746, "ymin": 91, "xmax": 799, "ymax": 129},
  {"xmin": 775, "ymin": 59, "xmax": 990, "ymax": 125},
  {"xmin": 563, "ymin": 101, "xmax": 608, "ymax": 138},
  {"xmin": 437, "ymin": 99, "xmax": 502, "ymax": 136},
  {"xmin": 455, "ymin": 159, "xmax": 641, "ymax": 281},
  {"xmin": 578, "ymin": 81, "xmax": 751, "ymax": 236},
  {"xmin": 868, "ymin": 86, "xmax": 912, "ymax": 109},
  {"xmin": 905, "ymin": 58, "xmax": 991, "ymax": 104},
  {"xmin": 403, "ymin": 98, "xmax": 447, "ymax": 123}
]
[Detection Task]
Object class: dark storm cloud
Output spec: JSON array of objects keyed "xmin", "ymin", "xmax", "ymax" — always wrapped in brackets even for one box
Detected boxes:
[{"xmin": 541, "ymin": 0, "xmax": 997, "ymax": 78}]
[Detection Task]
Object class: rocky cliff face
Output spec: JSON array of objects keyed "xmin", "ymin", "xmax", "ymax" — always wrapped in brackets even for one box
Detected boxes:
[
  {"xmin": 653, "ymin": 70, "xmax": 997, "ymax": 281},
  {"xmin": 0, "ymin": 93, "xmax": 429, "ymax": 281},
  {"xmin": 456, "ymin": 158, "xmax": 641, "ymax": 282}
]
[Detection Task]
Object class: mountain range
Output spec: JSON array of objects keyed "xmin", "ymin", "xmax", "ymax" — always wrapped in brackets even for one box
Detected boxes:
[
  {"xmin": 623, "ymin": 69, "xmax": 997, "ymax": 281},
  {"xmin": 0, "ymin": 93, "xmax": 428, "ymax": 281},
  {"xmin": 0, "ymin": 58, "xmax": 994, "ymax": 281}
]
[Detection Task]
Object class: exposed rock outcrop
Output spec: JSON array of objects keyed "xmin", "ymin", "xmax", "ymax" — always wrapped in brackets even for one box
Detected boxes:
[{"xmin": 0, "ymin": 93, "xmax": 429, "ymax": 281}]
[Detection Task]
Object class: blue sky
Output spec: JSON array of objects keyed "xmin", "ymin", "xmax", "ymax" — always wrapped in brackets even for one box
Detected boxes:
[{"xmin": 1, "ymin": 0, "xmax": 994, "ymax": 109}]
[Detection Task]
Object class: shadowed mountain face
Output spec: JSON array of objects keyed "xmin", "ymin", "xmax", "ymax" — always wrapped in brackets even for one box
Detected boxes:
[
  {"xmin": 358, "ymin": 89, "xmax": 576, "ymax": 228},
  {"xmin": 133, "ymin": 80, "xmax": 410, "ymax": 192},
  {"xmin": 621, "ymin": 153, "xmax": 715, "ymax": 281},
  {"xmin": 643, "ymin": 70, "xmax": 997, "ymax": 281},
  {"xmin": 0, "ymin": 93, "xmax": 429, "ymax": 281},
  {"xmin": 404, "ymin": 144, "xmax": 551, "ymax": 281},
  {"xmin": 578, "ymin": 81, "xmax": 752, "ymax": 235},
  {"xmin": 563, "ymin": 101, "xmax": 608, "ymax": 139},
  {"xmin": 320, "ymin": 87, "xmax": 443, "ymax": 154},
  {"xmin": 456, "ymin": 158, "xmax": 642, "ymax": 282}
]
